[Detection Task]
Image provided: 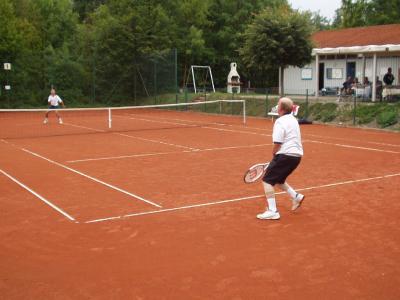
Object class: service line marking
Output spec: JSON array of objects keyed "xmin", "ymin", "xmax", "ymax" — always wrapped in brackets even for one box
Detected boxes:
[
  {"xmin": 304, "ymin": 140, "xmax": 400, "ymax": 154},
  {"xmin": 20, "ymin": 147, "xmax": 162, "ymax": 208},
  {"xmin": 64, "ymin": 120, "xmax": 198, "ymax": 151},
  {"xmin": 119, "ymin": 115, "xmax": 399, "ymax": 154},
  {"xmin": 1, "ymin": 139, "xmax": 161, "ymax": 208},
  {"xmin": 115, "ymin": 132, "xmax": 198, "ymax": 151},
  {"xmin": 84, "ymin": 171, "xmax": 400, "ymax": 223},
  {"xmin": 66, "ymin": 143, "xmax": 271, "ymax": 163},
  {"xmin": 0, "ymin": 169, "xmax": 77, "ymax": 222}
]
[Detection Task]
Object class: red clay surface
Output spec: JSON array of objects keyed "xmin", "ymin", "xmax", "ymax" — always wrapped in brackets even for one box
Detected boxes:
[{"xmin": 1, "ymin": 110, "xmax": 400, "ymax": 299}]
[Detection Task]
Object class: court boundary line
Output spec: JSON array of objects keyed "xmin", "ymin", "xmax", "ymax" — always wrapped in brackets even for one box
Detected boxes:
[
  {"xmin": 20, "ymin": 147, "xmax": 162, "ymax": 208},
  {"xmin": 115, "ymin": 132, "xmax": 198, "ymax": 151},
  {"xmin": 0, "ymin": 140, "xmax": 162, "ymax": 208},
  {"xmin": 0, "ymin": 169, "xmax": 77, "ymax": 222},
  {"xmin": 118, "ymin": 115, "xmax": 399, "ymax": 154},
  {"xmin": 84, "ymin": 171, "xmax": 400, "ymax": 223},
  {"xmin": 66, "ymin": 143, "xmax": 271, "ymax": 164},
  {"xmin": 143, "ymin": 114, "xmax": 400, "ymax": 148}
]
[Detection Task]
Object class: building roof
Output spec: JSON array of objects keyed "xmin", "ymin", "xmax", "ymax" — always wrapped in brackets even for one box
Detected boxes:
[{"xmin": 312, "ymin": 24, "xmax": 400, "ymax": 48}]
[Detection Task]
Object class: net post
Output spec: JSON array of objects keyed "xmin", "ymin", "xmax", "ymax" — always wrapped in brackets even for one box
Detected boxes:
[{"xmin": 108, "ymin": 108, "xmax": 112, "ymax": 129}]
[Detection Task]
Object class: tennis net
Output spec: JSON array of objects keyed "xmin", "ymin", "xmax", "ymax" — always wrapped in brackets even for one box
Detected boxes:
[{"xmin": 0, "ymin": 100, "xmax": 246, "ymax": 139}]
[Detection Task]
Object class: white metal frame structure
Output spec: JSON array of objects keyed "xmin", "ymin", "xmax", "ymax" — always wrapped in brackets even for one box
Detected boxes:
[{"xmin": 187, "ymin": 65, "xmax": 216, "ymax": 93}]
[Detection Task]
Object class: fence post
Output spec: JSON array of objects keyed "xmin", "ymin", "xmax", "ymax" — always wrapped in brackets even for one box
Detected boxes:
[
  {"xmin": 265, "ymin": 88, "xmax": 269, "ymax": 117},
  {"xmin": 353, "ymin": 94, "xmax": 356, "ymax": 125},
  {"xmin": 305, "ymin": 89, "xmax": 309, "ymax": 119}
]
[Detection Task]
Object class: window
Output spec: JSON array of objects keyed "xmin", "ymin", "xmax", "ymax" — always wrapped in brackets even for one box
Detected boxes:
[{"xmin": 326, "ymin": 68, "xmax": 343, "ymax": 79}]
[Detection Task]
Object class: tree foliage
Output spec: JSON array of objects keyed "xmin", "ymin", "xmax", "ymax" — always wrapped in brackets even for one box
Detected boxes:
[
  {"xmin": 334, "ymin": 0, "xmax": 400, "ymax": 28},
  {"xmin": 1, "ymin": 0, "xmax": 397, "ymax": 107},
  {"xmin": 239, "ymin": 5, "xmax": 313, "ymax": 91}
]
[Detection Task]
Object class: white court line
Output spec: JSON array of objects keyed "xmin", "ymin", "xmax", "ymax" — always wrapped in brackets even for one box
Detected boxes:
[
  {"xmin": 64, "ymin": 120, "xmax": 198, "ymax": 151},
  {"xmin": 64, "ymin": 122, "xmax": 105, "ymax": 133},
  {"xmin": 85, "ymin": 171, "xmax": 400, "ymax": 223},
  {"xmin": 132, "ymin": 114, "xmax": 400, "ymax": 148},
  {"xmin": 304, "ymin": 140, "xmax": 400, "ymax": 154},
  {"xmin": 66, "ymin": 143, "xmax": 271, "ymax": 163},
  {"xmin": 115, "ymin": 132, "xmax": 198, "ymax": 151},
  {"xmin": 119, "ymin": 114, "xmax": 272, "ymax": 137},
  {"xmin": 16, "ymin": 146, "xmax": 162, "ymax": 208},
  {"xmin": 118, "ymin": 115, "xmax": 400, "ymax": 154},
  {"xmin": 0, "ymin": 169, "xmax": 77, "ymax": 222}
]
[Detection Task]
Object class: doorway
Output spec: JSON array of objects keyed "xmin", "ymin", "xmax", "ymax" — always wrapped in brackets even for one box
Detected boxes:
[
  {"xmin": 346, "ymin": 62, "xmax": 356, "ymax": 80},
  {"xmin": 319, "ymin": 63, "xmax": 324, "ymax": 91}
]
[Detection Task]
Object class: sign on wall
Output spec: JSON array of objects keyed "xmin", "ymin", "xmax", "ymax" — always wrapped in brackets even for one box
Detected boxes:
[{"xmin": 301, "ymin": 68, "xmax": 312, "ymax": 80}]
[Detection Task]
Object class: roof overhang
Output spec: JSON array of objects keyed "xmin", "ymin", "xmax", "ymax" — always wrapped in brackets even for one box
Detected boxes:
[{"xmin": 312, "ymin": 44, "xmax": 400, "ymax": 55}]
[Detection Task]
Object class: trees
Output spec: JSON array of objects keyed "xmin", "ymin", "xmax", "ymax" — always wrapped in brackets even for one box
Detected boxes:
[
  {"xmin": 239, "ymin": 5, "xmax": 313, "ymax": 95},
  {"xmin": 333, "ymin": 0, "xmax": 400, "ymax": 28}
]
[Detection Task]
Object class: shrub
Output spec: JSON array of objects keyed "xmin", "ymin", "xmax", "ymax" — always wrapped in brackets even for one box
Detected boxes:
[
  {"xmin": 310, "ymin": 102, "xmax": 338, "ymax": 122},
  {"xmin": 376, "ymin": 110, "xmax": 398, "ymax": 128},
  {"xmin": 356, "ymin": 104, "xmax": 378, "ymax": 124}
]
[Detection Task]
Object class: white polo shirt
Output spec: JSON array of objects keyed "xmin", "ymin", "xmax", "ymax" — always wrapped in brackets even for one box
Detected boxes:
[
  {"xmin": 48, "ymin": 95, "xmax": 63, "ymax": 106},
  {"xmin": 272, "ymin": 113, "xmax": 303, "ymax": 156}
]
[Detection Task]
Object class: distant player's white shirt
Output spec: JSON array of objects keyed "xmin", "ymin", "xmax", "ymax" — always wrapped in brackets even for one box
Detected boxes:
[
  {"xmin": 273, "ymin": 113, "xmax": 303, "ymax": 157},
  {"xmin": 48, "ymin": 95, "xmax": 63, "ymax": 106}
]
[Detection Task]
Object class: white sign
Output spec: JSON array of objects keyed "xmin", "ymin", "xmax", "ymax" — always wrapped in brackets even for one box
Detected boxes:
[
  {"xmin": 3, "ymin": 63, "xmax": 11, "ymax": 70},
  {"xmin": 301, "ymin": 68, "xmax": 312, "ymax": 80},
  {"xmin": 5, "ymin": 85, "xmax": 11, "ymax": 90},
  {"xmin": 332, "ymin": 68, "xmax": 343, "ymax": 79}
]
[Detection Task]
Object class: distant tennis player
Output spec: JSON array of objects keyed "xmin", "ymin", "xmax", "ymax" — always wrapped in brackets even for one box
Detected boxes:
[
  {"xmin": 257, "ymin": 97, "xmax": 304, "ymax": 220},
  {"xmin": 43, "ymin": 88, "xmax": 65, "ymax": 124}
]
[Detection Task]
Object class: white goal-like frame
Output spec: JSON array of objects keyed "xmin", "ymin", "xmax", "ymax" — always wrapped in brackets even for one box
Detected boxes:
[{"xmin": 186, "ymin": 65, "xmax": 216, "ymax": 94}]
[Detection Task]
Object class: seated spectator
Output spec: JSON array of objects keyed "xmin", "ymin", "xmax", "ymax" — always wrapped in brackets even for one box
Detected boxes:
[
  {"xmin": 342, "ymin": 76, "xmax": 353, "ymax": 95},
  {"xmin": 363, "ymin": 77, "xmax": 371, "ymax": 86}
]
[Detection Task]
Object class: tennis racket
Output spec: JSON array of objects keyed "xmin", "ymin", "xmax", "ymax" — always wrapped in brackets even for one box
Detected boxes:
[{"xmin": 243, "ymin": 162, "xmax": 270, "ymax": 184}]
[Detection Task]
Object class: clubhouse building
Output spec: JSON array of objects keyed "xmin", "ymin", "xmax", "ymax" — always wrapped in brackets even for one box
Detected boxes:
[{"xmin": 282, "ymin": 24, "xmax": 400, "ymax": 101}]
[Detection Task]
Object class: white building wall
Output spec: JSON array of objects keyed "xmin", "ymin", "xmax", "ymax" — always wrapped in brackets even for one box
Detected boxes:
[{"xmin": 284, "ymin": 56, "xmax": 400, "ymax": 95}]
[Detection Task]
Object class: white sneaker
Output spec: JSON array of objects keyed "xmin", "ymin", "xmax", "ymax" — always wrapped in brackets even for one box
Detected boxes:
[
  {"xmin": 43, "ymin": 118, "xmax": 48, "ymax": 124},
  {"xmin": 257, "ymin": 210, "xmax": 280, "ymax": 220},
  {"xmin": 59, "ymin": 118, "xmax": 63, "ymax": 124},
  {"xmin": 292, "ymin": 193, "xmax": 305, "ymax": 211}
]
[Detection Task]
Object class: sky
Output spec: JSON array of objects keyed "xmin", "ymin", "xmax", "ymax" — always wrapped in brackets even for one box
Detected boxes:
[{"xmin": 288, "ymin": 0, "xmax": 342, "ymax": 21}]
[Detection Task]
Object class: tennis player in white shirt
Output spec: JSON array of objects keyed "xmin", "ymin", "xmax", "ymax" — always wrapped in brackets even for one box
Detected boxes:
[
  {"xmin": 43, "ymin": 88, "xmax": 65, "ymax": 124},
  {"xmin": 257, "ymin": 97, "xmax": 305, "ymax": 220}
]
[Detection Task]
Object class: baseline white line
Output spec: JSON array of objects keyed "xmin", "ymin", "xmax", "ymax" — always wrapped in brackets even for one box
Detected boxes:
[
  {"xmin": 0, "ymin": 169, "xmax": 77, "ymax": 222},
  {"xmin": 66, "ymin": 143, "xmax": 271, "ymax": 163},
  {"xmin": 85, "ymin": 171, "xmax": 400, "ymax": 223},
  {"xmin": 19, "ymin": 147, "xmax": 162, "ymax": 208}
]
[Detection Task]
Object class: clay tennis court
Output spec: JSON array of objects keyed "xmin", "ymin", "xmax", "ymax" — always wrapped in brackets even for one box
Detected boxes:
[{"xmin": 1, "ymin": 104, "xmax": 400, "ymax": 299}]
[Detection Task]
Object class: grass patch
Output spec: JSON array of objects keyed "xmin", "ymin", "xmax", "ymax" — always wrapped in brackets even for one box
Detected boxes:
[{"xmin": 310, "ymin": 102, "xmax": 338, "ymax": 122}]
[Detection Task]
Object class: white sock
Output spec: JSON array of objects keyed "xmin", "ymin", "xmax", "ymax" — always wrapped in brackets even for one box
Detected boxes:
[
  {"xmin": 263, "ymin": 182, "xmax": 277, "ymax": 212},
  {"xmin": 279, "ymin": 183, "xmax": 297, "ymax": 199},
  {"xmin": 267, "ymin": 197, "xmax": 277, "ymax": 212}
]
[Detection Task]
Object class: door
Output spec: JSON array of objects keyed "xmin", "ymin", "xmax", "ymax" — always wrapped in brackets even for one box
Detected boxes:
[
  {"xmin": 346, "ymin": 62, "xmax": 356, "ymax": 80},
  {"xmin": 319, "ymin": 63, "xmax": 324, "ymax": 90}
]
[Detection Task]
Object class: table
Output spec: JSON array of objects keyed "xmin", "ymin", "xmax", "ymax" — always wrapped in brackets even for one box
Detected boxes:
[{"xmin": 382, "ymin": 86, "xmax": 400, "ymax": 99}]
